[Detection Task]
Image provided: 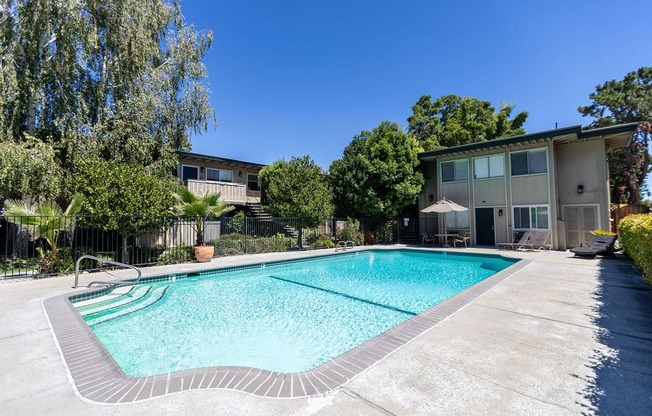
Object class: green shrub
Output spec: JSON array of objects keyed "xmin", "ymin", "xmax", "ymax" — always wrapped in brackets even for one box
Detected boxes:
[
  {"xmin": 158, "ymin": 246, "xmax": 194, "ymax": 264},
  {"xmin": 592, "ymin": 229, "xmax": 617, "ymax": 236},
  {"xmin": 374, "ymin": 221, "xmax": 396, "ymax": 243},
  {"xmin": 306, "ymin": 232, "xmax": 335, "ymax": 248},
  {"xmin": 336, "ymin": 218, "xmax": 363, "ymax": 245},
  {"xmin": 619, "ymin": 214, "xmax": 652, "ymax": 284},
  {"xmin": 215, "ymin": 233, "xmax": 297, "ymax": 256}
]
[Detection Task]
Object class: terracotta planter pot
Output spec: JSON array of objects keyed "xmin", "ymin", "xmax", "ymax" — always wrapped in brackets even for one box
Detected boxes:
[{"xmin": 194, "ymin": 245, "xmax": 214, "ymax": 262}]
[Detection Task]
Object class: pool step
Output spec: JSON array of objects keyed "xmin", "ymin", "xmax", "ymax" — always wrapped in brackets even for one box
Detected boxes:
[
  {"xmin": 76, "ymin": 285, "xmax": 151, "ymax": 316},
  {"xmin": 83, "ymin": 285, "xmax": 170, "ymax": 326}
]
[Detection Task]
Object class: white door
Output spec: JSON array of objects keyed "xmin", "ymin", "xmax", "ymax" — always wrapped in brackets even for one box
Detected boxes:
[{"xmin": 564, "ymin": 205, "xmax": 598, "ymax": 248}]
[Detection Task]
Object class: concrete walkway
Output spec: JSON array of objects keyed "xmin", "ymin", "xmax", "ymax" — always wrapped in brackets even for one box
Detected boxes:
[{"xmin": 1, "ymin": 248, "xmax": 651, "ymax": 415}]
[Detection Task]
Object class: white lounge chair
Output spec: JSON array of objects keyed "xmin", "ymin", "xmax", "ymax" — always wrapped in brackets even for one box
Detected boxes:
[{"xmin": 497, "ymin": 231, "xmax": 531, "ymax": 250}]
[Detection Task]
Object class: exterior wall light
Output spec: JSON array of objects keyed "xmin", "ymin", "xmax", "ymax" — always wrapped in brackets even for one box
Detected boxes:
[
  {"xmin": 498, "ymin": 209, "xmax": 503, "ymax": 216},
  {"xmin": 429, "ymin": 194, "xmax": 434, "ymax": 202},
  {"xmin": 577, "ymin": 185, "xmax": 584, "ymax": 194}
]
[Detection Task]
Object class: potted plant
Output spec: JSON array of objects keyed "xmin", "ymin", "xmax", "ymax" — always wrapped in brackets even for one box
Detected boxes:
[{"xmin": 173, "ymin": 187, "xmax": 234, "ymax": 262}]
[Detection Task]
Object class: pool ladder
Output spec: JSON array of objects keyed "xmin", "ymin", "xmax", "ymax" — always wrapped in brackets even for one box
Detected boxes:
[
  {"xmin": 335, "ymin": 240, "xmax": 355, "ymax": 252},
  {"xmin": 73, "ymin": 255, "xmax": 142, "ymax": 288}
]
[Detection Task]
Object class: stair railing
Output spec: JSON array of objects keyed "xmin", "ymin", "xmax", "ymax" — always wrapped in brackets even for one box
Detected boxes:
[{"xmin": 74, "ymin": 255, "xmax": 142, "ymax": 288}]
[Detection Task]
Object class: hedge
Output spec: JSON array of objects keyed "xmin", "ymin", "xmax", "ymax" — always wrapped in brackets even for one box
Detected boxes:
[{"xmin": 619, "ymin": 214, "xmax": 652, "ymax": 285}]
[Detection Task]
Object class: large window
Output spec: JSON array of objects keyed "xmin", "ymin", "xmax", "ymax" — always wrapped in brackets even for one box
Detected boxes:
[
  {"xmin": 510, "ymin": 149, "xmax": 547, "ymax": 176},
  {"xmin": 473, "ymin": 154, "xmax": 504, "ymax": 179},
  {"xmin": 206, "ymin": 168, "xmax": 233, "ymax": 183},
  {"xmin": 513, "ymin": 206, "xmax": 549, "ymax": 229},
  {"xmin": 441, "ymin": 159, "xmax": 468, "ymax": 182},
  {"xmin": 445, "ymin": 210, "xmax": 470, "ymax": 230},
  {"xmin": 181, "ymin": 165, "xmax": 198, "ymax": 181},
  {"xmin": 247, "ymin": 174, "xmax": 260, "ymax": 191}
]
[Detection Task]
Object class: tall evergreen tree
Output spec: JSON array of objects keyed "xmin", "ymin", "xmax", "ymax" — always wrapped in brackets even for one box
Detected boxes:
[{"xmin": 579, "ymin": 67, "xmax": 652, "ymax": 204}]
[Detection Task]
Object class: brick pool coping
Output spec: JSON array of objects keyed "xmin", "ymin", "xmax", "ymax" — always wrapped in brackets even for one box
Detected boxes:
[{"xmin": 43, "ymin": 250, "xmax": 531, "ymax": 403}]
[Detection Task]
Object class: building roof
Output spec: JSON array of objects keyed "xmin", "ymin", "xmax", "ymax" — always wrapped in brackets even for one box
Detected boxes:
[
  {"xmin": 418, "ymin": 122, "xmax": 641, "ymax": 161},
  {"xmin": 177, "ymin": 151, "xmax": 266, "ymax": 169}
]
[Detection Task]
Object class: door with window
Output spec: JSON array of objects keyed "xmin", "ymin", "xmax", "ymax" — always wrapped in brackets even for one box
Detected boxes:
[
  {"xmin": 475, "ymin": 208, "xmax": 495, "ymax": 246},
  {"xmin": 563, "ymin": 205, "xmax": 598, "ymax": 248}
]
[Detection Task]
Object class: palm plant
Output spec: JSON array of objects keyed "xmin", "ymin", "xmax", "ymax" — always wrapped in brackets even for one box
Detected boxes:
[
  {"xmin": 2, "ymin": 195, "xmax": 84, "ymax": 259},
  {"xmin": 173, "ymin": 187, "xmax": 234, "ymax": 246}
]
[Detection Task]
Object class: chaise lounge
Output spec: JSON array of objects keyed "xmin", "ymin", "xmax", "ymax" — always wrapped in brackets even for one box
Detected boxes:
[{"xmin": 570, "ymin": 235, "xmax": 617, "ymax": 258}]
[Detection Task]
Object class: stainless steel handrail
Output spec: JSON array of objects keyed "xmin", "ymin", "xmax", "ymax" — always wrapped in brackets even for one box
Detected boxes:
[{"xmin": 73, "ymin": 255, "xmax": 142, "ymax": 288}]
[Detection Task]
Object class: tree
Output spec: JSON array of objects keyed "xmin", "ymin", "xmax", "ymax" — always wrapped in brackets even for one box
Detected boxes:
[
  {"xmin": 67, "ymin": 157, "xmax": 176, "ymax": 260},
  {"xmin": 329, "ymin": 121, "xmax": 424, "ymax": 218},
  {"xmin": 173, "ymin": 187, "xmax": 234, "ymax": 246},
  {"xmin": 407, "ymin": 94, "xmax": 528, "ymax": 151},
  {"xmin": 0, "ymin": 138, "xmax": 62, "ymax": 203},
  {"xmin": 0, "ymin": 0, "xmax": 214, "ymax": 178},
  {"xmin": 259, "ymin": 156, "xmax": 334, "ymax": 228},
  {"xmin": 578, "ymin": 67, "xmax": 652, "ymax": 204}
]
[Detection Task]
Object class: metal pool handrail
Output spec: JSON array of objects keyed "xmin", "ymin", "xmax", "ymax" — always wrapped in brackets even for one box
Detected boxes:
[{"xmin": 73, "ymin": 255, "xmax": 142, "ymax": 288}]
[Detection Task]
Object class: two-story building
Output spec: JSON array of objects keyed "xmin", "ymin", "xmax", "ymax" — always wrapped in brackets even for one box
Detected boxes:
[
  {"xmin": 177, "ymin": 151, "xmax": 266, "ymax": 207},
  {"xmin": 418, "ymin": 122, "xmax": 640, "ymax": 250}
]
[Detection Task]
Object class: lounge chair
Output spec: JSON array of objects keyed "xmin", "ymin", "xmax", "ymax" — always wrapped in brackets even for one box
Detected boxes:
[
  {"xmin": 520, "ymin": 230, "xmax": 551, "ymax": 251},
  {"xmin": 421, "ymin": 232, "xmax": 435, "ymax": 245},
  {"xmin": 497, "ymin": 231, "xmax": 531, "ymax": 250},
  {"xmin": 453, "ymin": 231, "xmax": 470, "ymax": 248},
  {"xmin": 570, "ymin": 235, "xmax": 617, "ymax": 258}
]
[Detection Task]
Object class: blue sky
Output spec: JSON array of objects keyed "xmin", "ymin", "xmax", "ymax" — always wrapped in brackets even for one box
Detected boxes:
[{"xmin": 181, "ymin": 0, "xmax": 651, "ymax": 174}]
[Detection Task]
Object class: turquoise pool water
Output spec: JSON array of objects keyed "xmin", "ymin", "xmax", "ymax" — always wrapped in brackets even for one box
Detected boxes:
[{"xmin": 74, "ymin": 249, "xmax": 517, "ymax": 376}]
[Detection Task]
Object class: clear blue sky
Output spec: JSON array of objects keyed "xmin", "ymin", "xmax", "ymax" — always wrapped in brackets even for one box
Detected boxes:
[{"xmin": 181, "ymin": 0, "xmax": 651, "ymax": 175}]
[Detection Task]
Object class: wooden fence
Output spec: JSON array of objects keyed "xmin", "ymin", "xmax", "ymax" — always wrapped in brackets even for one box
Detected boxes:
[{"xmin": 610, "ymin": 204, "xmax": 650, "ymax": 233}]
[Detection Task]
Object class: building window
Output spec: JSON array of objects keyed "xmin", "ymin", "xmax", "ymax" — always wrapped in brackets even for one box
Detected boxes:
[
  {"xmin": 182, "ymin": 165, "xmax": 199, "ymax": 181},
  {"xmin": 510, "ymin": 149, "xmax": 547, "ymax": 176},
  {"xmin": 445, "ymin": 210, "xmax": 470, "ymax": 230},
  {"xmin": 513, "ymin": 206, "xmax": 549, "ymax": 229},
  {"xmin": 247, "ymin": 174, "xmax": 260, "ymax": 191},
  {"xmin": 473, "ymin": 154, "xmax": 504, "ymax": 179},
  {"xmin": 206, "ymin": 168, "xmax": 233, "ymax": 183},
  {"xmin": 441, "ymin": 159, "xmax": 468, "ymax": 182}
]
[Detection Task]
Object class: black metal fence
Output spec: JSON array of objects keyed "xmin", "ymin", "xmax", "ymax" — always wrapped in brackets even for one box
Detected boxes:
[{"xmin": 1, "ymin": 214, "xmax": 422, "ymax": 279}]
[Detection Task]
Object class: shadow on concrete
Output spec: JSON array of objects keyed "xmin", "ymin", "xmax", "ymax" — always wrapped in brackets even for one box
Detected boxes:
[{"xmin": 580, "ymin": 255, "xmax": 652, "ymax": 415}]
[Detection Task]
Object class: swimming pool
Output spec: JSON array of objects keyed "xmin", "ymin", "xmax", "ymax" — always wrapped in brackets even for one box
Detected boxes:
[{"xmin": 72, "ymin": 249, "xmax": 517, "ymax": 377}]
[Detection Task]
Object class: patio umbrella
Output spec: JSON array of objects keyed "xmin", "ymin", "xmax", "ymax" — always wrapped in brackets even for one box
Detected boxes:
[{"xmin": 420, "ymin": 197, "xmax": 469, "ymax": 237}]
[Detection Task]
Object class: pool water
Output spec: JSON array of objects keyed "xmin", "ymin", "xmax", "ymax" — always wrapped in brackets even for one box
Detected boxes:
[{"xmin": 74, "ymin": 250, "xmax": 516, "ymax": 376}]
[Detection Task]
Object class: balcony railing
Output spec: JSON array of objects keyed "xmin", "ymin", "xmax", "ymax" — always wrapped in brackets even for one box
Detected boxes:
[{"xmin": 185, "ymin": 180, "xmax": 259, "ymax": 205}]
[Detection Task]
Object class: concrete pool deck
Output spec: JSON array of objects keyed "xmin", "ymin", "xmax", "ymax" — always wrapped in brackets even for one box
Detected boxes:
[{"xmin": 1, "ymin": 247, "xmax": 651, "ymax": 415}]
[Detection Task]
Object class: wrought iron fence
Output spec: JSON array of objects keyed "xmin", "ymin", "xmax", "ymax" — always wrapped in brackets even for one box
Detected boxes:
[{"xmin": 1, "ymin": 214, "xmax": 422, "ymax": 279}]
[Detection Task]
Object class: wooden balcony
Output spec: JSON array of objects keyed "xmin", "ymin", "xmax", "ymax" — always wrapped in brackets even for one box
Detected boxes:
[{"xmin": 185, "ymin": 180, "xmax": 260, "ymax": 205}]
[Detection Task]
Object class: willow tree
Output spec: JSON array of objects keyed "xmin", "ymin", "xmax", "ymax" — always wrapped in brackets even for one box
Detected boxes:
[{"xmin": 0, "ymin": 0, "xmax": 214, "ymax": 179}]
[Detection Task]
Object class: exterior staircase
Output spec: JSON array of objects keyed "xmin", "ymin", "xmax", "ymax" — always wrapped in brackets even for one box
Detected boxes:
[{"xmin": 246, "ymin": 203, "xmax": 299, "ymax": 239}]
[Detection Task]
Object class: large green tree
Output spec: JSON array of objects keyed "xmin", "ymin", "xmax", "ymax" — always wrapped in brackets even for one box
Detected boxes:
[
  {"xmin": 260, "ymin": 156, "xmax": 334, "ymax": 228},
  {"xmin": 67, "ymin": 157, "xmax": 176, "ymax": 260},
  {"xmin": 330, "ymin": 121, "xmax": 424, "ymax": 218},
  {"xmin": 0, "ymin": 0, "xmax": 214, "ymax": 179},
  {"xmin": 578, "ymin": 67, "xmax": 652, "ymax": 204},
  {"xmin": 407, "ymin": 94, "xmax": 528, "ymax": 151}
]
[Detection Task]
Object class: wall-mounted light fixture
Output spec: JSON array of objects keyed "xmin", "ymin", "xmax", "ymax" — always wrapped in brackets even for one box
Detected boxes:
[
  {"xmin": 200, "ymin": 166, "xmax": 205, "ymax": 173},
  {"xmin": 498, "ymin": 209, "xmax": 503, "ymax": 217},
  {"xmin": 429, "ymin": 194, "xmax": 434, "ymax": 202},
  {"xmin": 577, "ymin": 185, "xmax": 584, "ymax": 194},
  {"xmin": 239, "ymin": 171, "xmax": 243, "ymax": 177}
]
